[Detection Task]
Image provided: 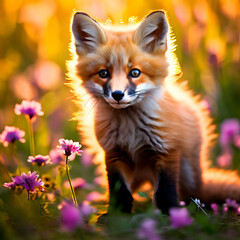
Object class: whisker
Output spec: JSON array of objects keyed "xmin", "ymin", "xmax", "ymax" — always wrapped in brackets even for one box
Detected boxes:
[
  {"xmin": 67, "ymin": 94, "xmax": 78, "ymax": 101},
  {"xmin": 84, "ymin": 99, "xmax": 99, "ymax": 120},
  {"xmin": 79, "ymin": 92, "xmax": 91, "ymax": 98},
  {"xmin": 83, "ymin": 97, "xmax": 95, "ymax": 108},
  {"xmin": 148, "ymin": 92, "xmax": 161, "ymax": 111},
  {"xmin": 135, "ymin": 87, "xmax": 158, "ymax": 95},
  {"xmin": 85, "ymin": 86, "xmax": 103, "ymax": 95}
]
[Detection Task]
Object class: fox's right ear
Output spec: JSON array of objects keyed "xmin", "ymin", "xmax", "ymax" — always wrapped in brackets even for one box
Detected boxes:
[{"xmin": 72, "ymin": 12, "xmax": 107, "ymax": 55}]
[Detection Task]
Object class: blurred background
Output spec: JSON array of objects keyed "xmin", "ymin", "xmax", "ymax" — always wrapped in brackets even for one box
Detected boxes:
[{"xmin": 0, "ymin": 0, "xmax": 240, "ymax": 167}]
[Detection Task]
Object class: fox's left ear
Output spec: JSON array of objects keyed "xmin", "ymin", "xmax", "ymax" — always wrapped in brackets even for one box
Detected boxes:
[{"xmin": 133, "ymin": 11, "xmax": 169, "ymax": 53}]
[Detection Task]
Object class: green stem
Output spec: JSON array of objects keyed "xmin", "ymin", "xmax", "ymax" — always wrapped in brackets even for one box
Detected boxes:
[
  {"xmin": 27, "ymin": 116, "xmax": 35, "ymax": 157},
  {"xmin": 9, "ymin": 143, "xmax": 15, "ymax": 166},
  {"xmin": 65, "ymin": 156, "xmax": 78, "ymax": 206},
  {"xmin": 12, "ymin": 192, "xmax": 15, "ymax": 208},
  {"xmin": 12, "ymin": 144, "xmax": 22, "ymax": 175},
  {"xmin": 38, "ymin": 165, "xmax": 42, "ymax": 178},
  {"xmin": 0, "ymin": 154, "xmax": 11, "ymax": 181},
  {"xmin": 59, "ymin": 166, "xmax": 64, "ymax": 195},
  {"xmin": 16, "ymin": 154, "xmax": 22, "ymax": 175}
]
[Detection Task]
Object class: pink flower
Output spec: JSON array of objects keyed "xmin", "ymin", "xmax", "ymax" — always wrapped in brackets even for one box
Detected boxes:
[
  {"xmin": 179, "ymin": 201, "xmax": 186, "ymax": 206},
  {"xmin": 86, "ymin": 191, "xmax": 105, "ymax": 202},
  {"xmin": 223, "ymin": 203, "xmax": 229, "ymax": 213},
  {"xmin": 237, "ymin": 206, "xmax": 240, "ymax": 215},
  {"xmin": 137, "ymin": 218, "xmax": 160, "ymax": 240},
  {"xmin": 57, "ymin": 139, "xmax": 83, "ymax": 158},
  {"xmin": 169, "ymin": 207, "xmax": 193, "ymax": 228},
  {"xmin": 211, "ymin": 203, "xmax": 219, "ymax": 215},
  {"xmin": 93, "ymin": 175, "xmax": 107, "ymax": 187},
  {"xmin": 64, "ymin": 177, "xmax": 86, "ymax": 190},
  {"xmin": 27, "ymin": 155, "xmax": 52, "ymax": 167},
  {"xmin": 3, "ymin": 181, "xmax": 17, "ymax": 191},
  {"xmin": 33, "ymin": 60, "xmax": 62, "ymax": 90},
  {"xmin": 217, "ymin": 151, "xmax": 232, "ymax": 167},
  {"xmin": 81, "ymin": 150, "xmax": 94, "ymax": 167},
  {"xmin": 220, "ymin": 119, "xmax": 240, "ymax": 147},
  {"xmin": 15, "ymin": 100, "xmax": 44, "ymax": 119},
  {"xmin": 202, "ymin": 99, "xmax": 211, "ymax": 112},
  {"xmin": 234, "ymin": 135, "xmax": 240, "ymax": 148},
  {"xmin": 13, "ymin": 171, "xmax": 44, "ymax": 192},
  {"xmin": 217, "ymin": 119, "xmax": 240, "ymax": 168},
  {"xmin": 0, "ymin": 126, "xmax": 25, "ymax": 147},
  {"xmin": 49, "ymin": 149, "xmax": 64, "ymax": 165}
]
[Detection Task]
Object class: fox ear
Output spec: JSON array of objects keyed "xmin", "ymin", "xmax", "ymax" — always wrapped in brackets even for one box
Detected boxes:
[
  {"xmin": 133, "ymin": 11, "xmax": 169, "ymax": 53},
  {"xmin": 72, "ymin": 12, "xmax": 107, "ymax": 55}
]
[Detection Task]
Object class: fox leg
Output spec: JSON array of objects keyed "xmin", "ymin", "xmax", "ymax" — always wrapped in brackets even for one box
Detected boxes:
[
  {"xmin": 154, "ymin": 169, "xmax": 179, "ymax": 213},
  {"xmin": 154, "ymin": 150, "xmax": 180, "ymax": 214},
  {"xmin": 105, "ymin": 149, "xmax": 134, "ymax": 213},
  {"xmin": 133, "ymin": 147, "xmax": 180, "ymax": 214},
  {"xmin": 178, "ymin": 157, "xmax": 202, "ymax": 204}
]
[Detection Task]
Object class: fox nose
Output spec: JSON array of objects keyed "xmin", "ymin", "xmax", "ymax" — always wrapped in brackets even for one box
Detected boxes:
[{"xmin": 112, "ymin": 91, "xmax": 124, "ymax": 102}]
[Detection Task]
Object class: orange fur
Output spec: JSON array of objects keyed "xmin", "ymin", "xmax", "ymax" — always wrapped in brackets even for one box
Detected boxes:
[{"xmin": 67, "ymin": 11, "xmax": 240, "ymax": 208}]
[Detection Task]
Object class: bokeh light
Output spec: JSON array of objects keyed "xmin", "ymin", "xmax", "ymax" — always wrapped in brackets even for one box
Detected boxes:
[{"xmin": 0, "ymin": 0, "xmax": 240, "ymax": 238}]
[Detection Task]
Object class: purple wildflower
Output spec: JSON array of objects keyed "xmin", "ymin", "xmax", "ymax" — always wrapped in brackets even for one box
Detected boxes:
[
  {"xmin": 169, "ymin": 207, "xmax": 193, "ymax": 228},
  {"xmin": 49, "ymin": 149, "xmax": 64, "ymax": 165},
  {"xmin": 27, "ymin": 155, "xmax": 52, "ymax": 167},
  {"xmin": 60, "ymin": 202, "xmax": 82, "ymax": 232},
  {"xmin": 217, "ymin": 119, "xmax": 240, "ymax": 168},
  {"xmin": 3, "ymin": 177, "xmax": 25, "ymax": 193},
  {"xmin": 13, "ymin": 171, "xmax": 44, "ymax": 192},
  {"xmin": 57, "ymin": 139, "xmax": 83, "ymax": 158},
  {"xmin": 220, "ymin": 119, "xmax": 240, "ymax": 147},
  {"xmin": 13, "ymin": 176, "xmax": 24, "ymax": 185},
  {"xmin": 59, "ymin": 201, "xmax": 96, "ymax": 232},
  {"xmin": 80, "ymin": 201, "xmax": 97, "ymax": 217},
  {"xmin": 137, "ymin": 218, "xmax": 160, "ymax": 240},
  {"xmin": 225, "ymin": 198, "xmax": 239, "ymax": 209},
  {"xmin": 211, "ymin": 203, "xmax": 219, "ymax": 215},
  {"xmin": 0, "ymin": 126, "xmax": 25, "ymax": 147},
  {"xmin": 14, "ymin": 100, "xmax": 44, "ymax": 119}
]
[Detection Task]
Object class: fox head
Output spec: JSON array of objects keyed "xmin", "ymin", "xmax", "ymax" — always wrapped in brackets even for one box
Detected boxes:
[{"xmin": 71, "ymin": 11, "xmax": 170, "ymax": 109}]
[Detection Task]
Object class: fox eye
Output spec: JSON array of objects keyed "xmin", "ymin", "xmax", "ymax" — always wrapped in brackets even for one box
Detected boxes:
[
  {"xmin": 129, "ymin": 69, "xmax": 141, "ymax": 78},
  {"xmin": 99, "ymin": 70, "xmax": 110, "ymax": 79}
]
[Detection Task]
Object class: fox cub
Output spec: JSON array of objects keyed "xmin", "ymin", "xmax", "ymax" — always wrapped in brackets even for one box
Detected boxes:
[{"xmin": 69, "ymin": 11, "xmax": 240, "ymax": 214}]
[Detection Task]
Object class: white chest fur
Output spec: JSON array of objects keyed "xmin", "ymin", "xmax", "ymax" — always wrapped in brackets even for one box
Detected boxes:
[{"xmin": 95, "ymin": 96, "xmax": 168, "ymax": 156}]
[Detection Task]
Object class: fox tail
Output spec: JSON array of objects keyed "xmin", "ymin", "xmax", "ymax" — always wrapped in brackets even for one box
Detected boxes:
[{"xmin": 198, "ymin": 168, "xmax": 240, "ymax": 204}]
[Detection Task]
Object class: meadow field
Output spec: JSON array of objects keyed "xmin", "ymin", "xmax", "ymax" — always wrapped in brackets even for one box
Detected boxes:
[{"xmin": 0, "ymin": 0, "xmax": 240, "ymax": 239}]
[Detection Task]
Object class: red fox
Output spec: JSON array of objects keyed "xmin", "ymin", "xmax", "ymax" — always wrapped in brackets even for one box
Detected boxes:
[{"xmin": 68, "ymin": 11, "xmax": 240, "ymax": 213}]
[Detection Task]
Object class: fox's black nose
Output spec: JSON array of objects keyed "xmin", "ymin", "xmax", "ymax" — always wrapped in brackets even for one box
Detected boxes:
[{"xmin": 112, "ymin": 91, "xmax": 124, "ymax": 102}]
